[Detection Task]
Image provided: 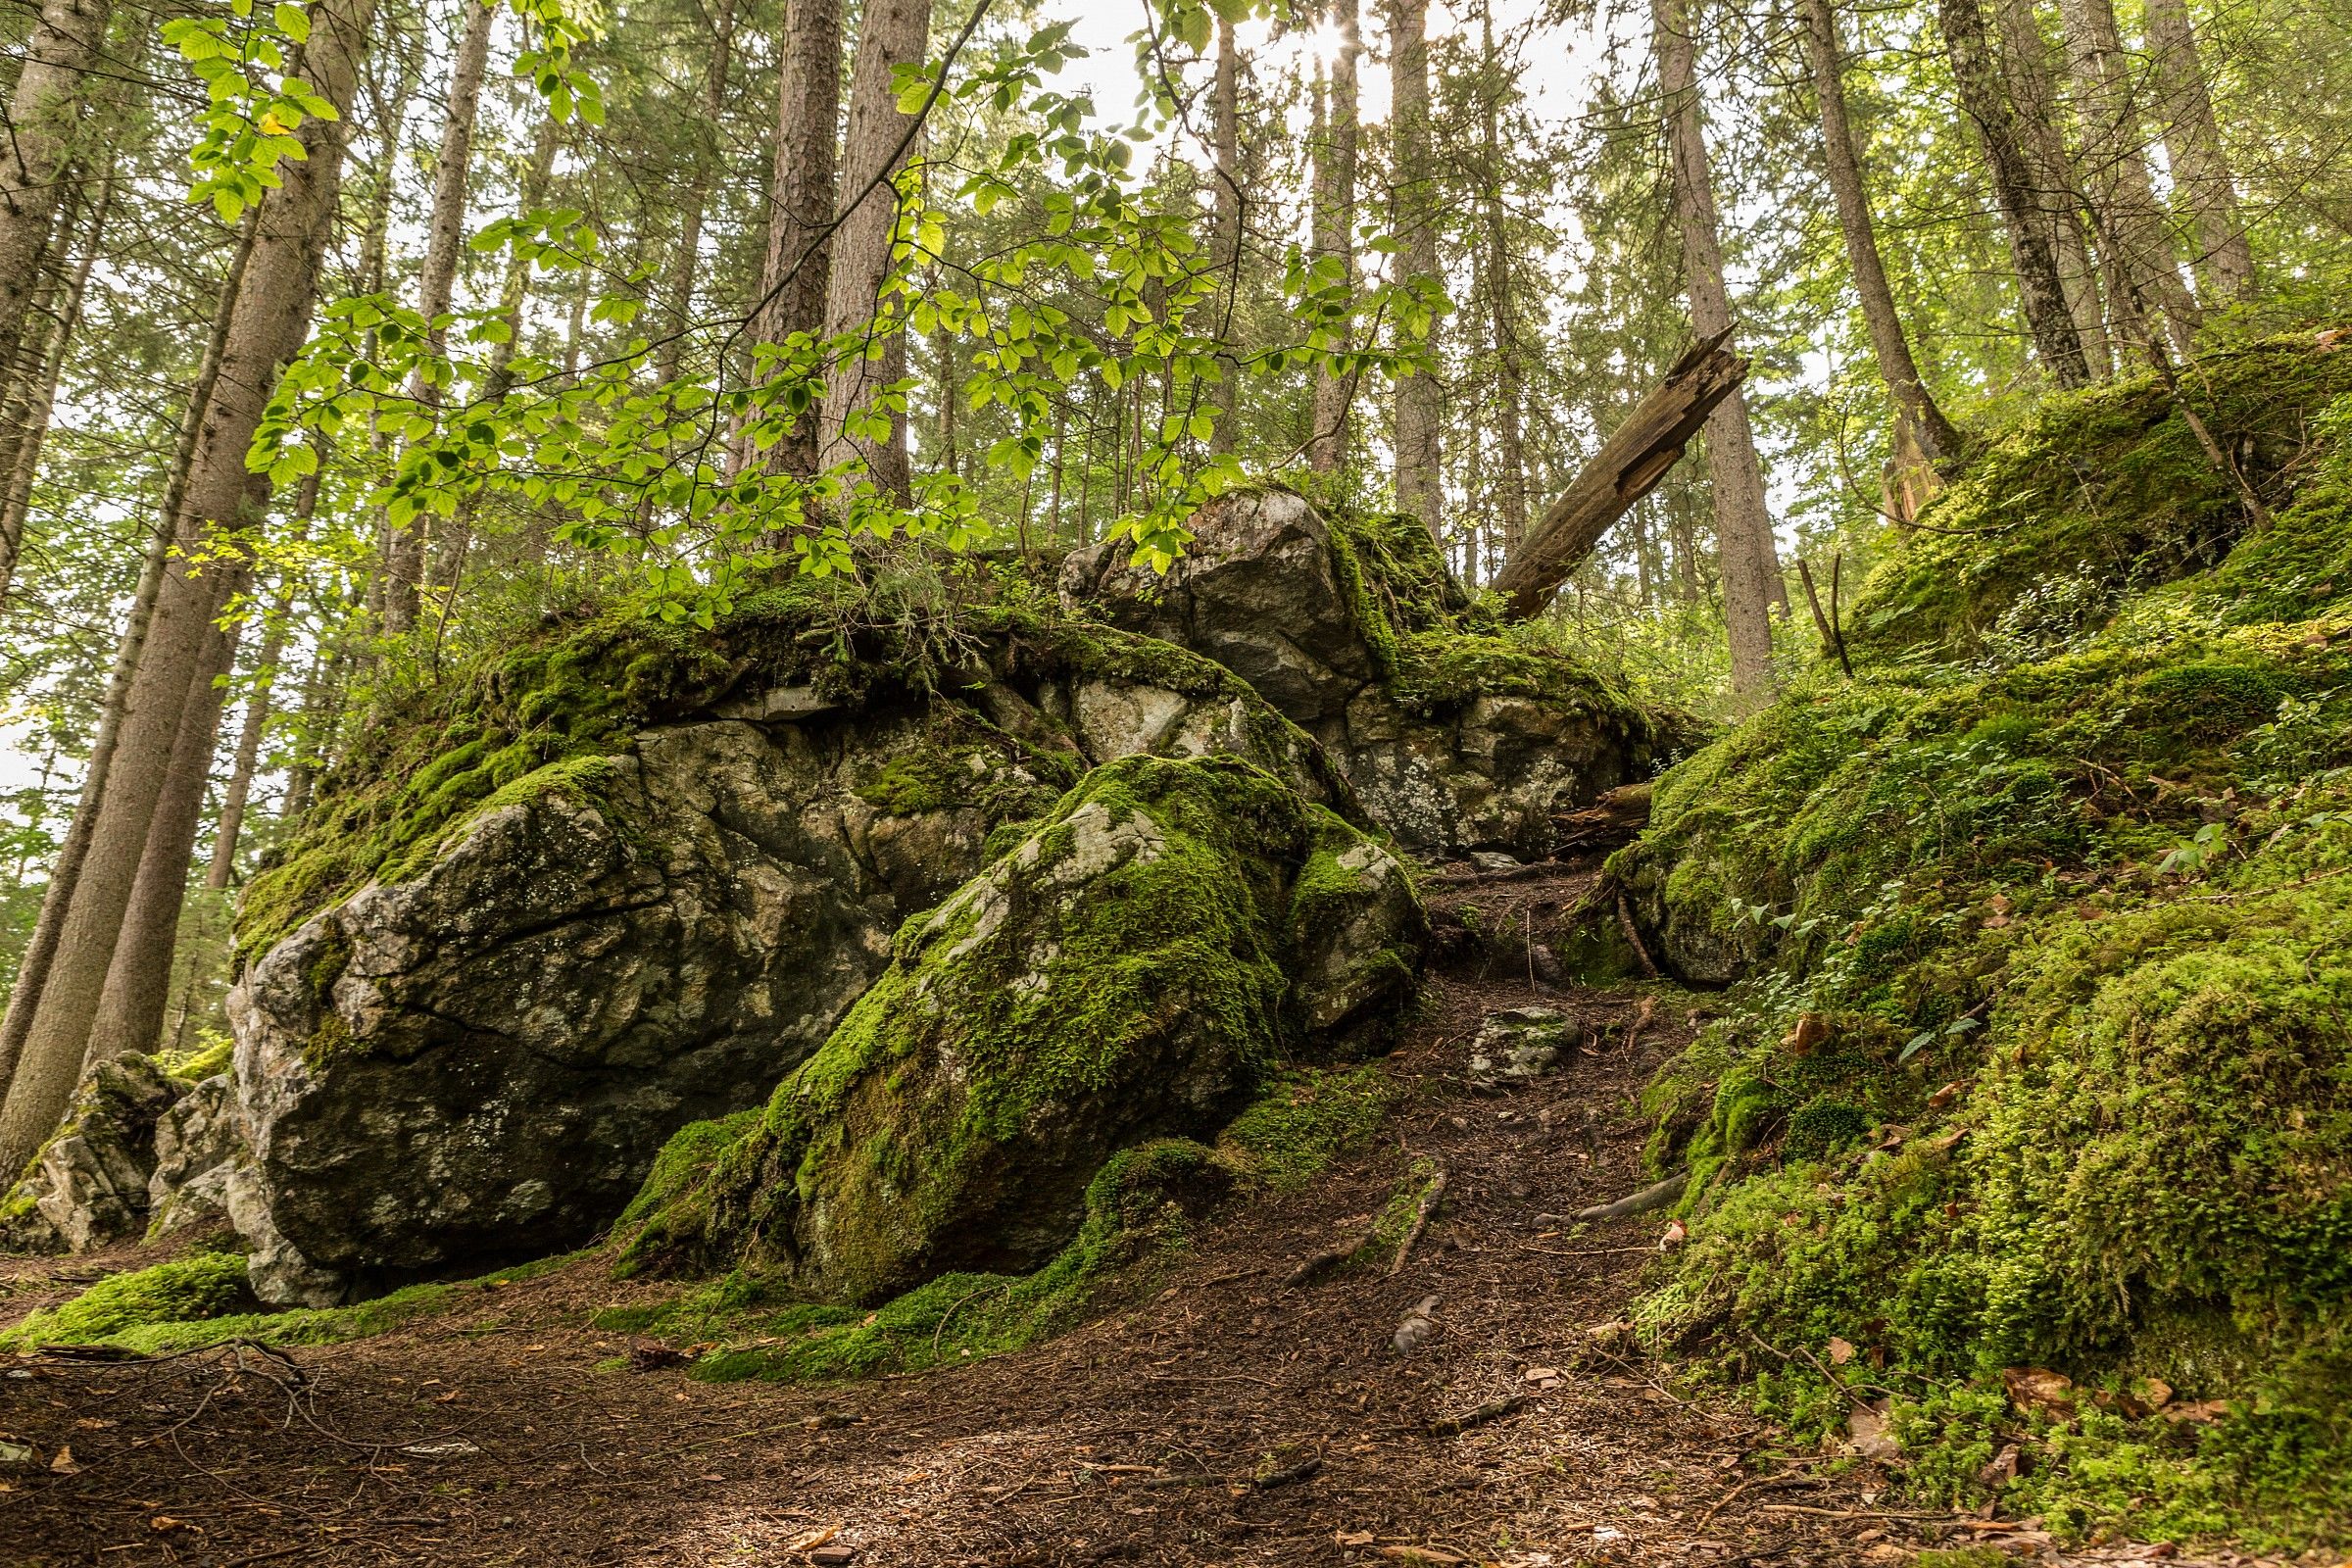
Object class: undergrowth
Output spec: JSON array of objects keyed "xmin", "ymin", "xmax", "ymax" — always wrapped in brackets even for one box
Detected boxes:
[{"xmin": 1616, "ymin": 331, "xmax": 2352, "ymax": 1551}]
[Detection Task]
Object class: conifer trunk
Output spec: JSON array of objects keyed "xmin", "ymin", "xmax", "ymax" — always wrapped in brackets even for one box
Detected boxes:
[
  {"xmin": 0, "ymin": 164, "xmax": 111, "ymax": 603},
  {"xmin": 1799, "ymin": 0, "xmax": 1962, "ymax": 465},
  {"xmin": 0, "ymin": 0, "xmax": 377, "ymax": 1171},
  {"xmin": 383, "ymin": 0, "xmax": 496, "ymax": 635},
  {"xmin": 1208, "ymin": 11, "xmax": 1241, "ymax": 455},
  {"xmin": 206, "ymin": 467, "xmax": 323, "ymax": 888},
  {"xmin": 818, "ymin": 0, "xmax": 933, "ymax": 499},
  {"xmin": 1387, "ymin": 0, "xmax": 1443, "ymax": 539},
  {"xmin": 1652, "ymin": 0, "xmax": 1782, "ymax": 710},
  {"xmin": 1307, "ymin": 0, "xmax": 1360, "ymax": 472},
  {"xmin": 1478, "ymin": 0, "xmax": 1529, "ymax": 556},
  {"xmin": 744, "ymin": 0, "xmax": 844, "ymax": 480},
  {"xmin": 1940, "ymin": 0, "xmax": 2094, "ymax": 386},
  {"xmin": 1992, "ymin": 0, "xmax": 2111, "ymax": 375},
  {"xmin": 657, "ymin": 0, "xmax": 740, "ymax": 383},
  {"xmin": 2055, "ymin": 0, "xmax": 2199, "ymax": 353},
  {"xmin": 2140, "ymin": 0, "xmax": 2253, "ymax": 301},
  {"xmin": 0, "ymin": 0, "xmax": 114, "ymax": 420}
]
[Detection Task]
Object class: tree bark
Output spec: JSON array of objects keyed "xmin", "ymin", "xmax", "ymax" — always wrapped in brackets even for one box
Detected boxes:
[
  {"xmin": 1478, "ymin": 0, "xmax": 1529, "ymax": 557},
  {"xmin": 1992, "ymin": 0, "xmax": 2111, "ymax": 375},
  {"xmin": 0, "ymin": 0, "xmax": 376, "ymax": 1171},
  {"xmin": 383, "ymin": 0, "xmax": 496, "ymax": 635},
  {"xmin": 0, "ymin": 162, "xmax": 111, "ymax": 603},
  {"xmin": 1387, "ymin": 0, "xmax": 1443, "ymax": 539},
  {"xmin": 83, "ymin": 576, "xmax": 246, "ymax": 1064},
  {"xmin": 2140, "ymin": 0, "xmax": 2253, "ymax": 302},
  {"xmin": 657, "ymin": 0, "xmax": 740, "ymax": 383},
  {"xmin": 1652, "ymin": 0, "xmax": 1781, "ymax": 710},
  {"xmin": 1207, "ymin": 10, "xmax": 1241, "ymax": 455},
  {"xmin": 206, "ymin": 466, "xmax": 322, "ymax": 888},
  {"xmin": 1490, "ymin": 331, "xmax": 1748, "ymax": 619},
  {"xmin": 1799, "ymin": 0, "xmax": 1963, "ymax": 465},
  {"xmin": 1940, "ymin": 0, "xmax": 2094, "ymax": 386},
  {"xmin": 0, "ymin": 0, "xmax": 114, "ymax": 421},
  {"xmin": 1307, "ymin": 0, "xmax": 1359, "ymax": 472},
  {"xmin": 2055, "ymin": 0, "xmax": 2199, "ymax": 353},
  {"xmin": 818, "ymin": 0, "xmax": 932, "ymax": 499},
  {"xmin": 741, "ymin": 0, "xmax": 844, "ymax": 481}
]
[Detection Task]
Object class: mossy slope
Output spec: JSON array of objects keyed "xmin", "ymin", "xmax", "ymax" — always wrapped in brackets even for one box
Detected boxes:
[{"xmin": 1616, "ymin": 333, "xmax": 2352, "ymax": 1550}]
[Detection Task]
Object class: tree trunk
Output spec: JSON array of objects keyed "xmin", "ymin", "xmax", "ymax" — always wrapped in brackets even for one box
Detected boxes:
[
  {"xmin": 82, "ymin": 580, "xmax": 246, "ymax": 1064},
  {"xmin": 818, "ymin": 0, "xmax": 933, "ymax": 499},
  {"xmin": 1307, "ymin": 0, "xmax": 1360, "ymax": 472},
  {"xmin": 1478, "ymin": 0, "xmax": 1529, "ymax": 556},
  {"xmin": 1388, "ymin": 0, "xmax": 1443, "ymax": 540},
  {"xmin": 741, "ymin": 0, "xmax": 844, "ymax": 481},
  {"xmin": 657, "ymin": 0, "xmax": 740, "ymax": 383},
  {"xmin": 0, "ymin": 162, "xmax": 111, "ymax": 603},
  {"xmin": 1490, "ymin": 330, "xmax": 1748, "ymax": 619},
  {"xmin": 1992, "ymin": 0, "xmax": 2111, "ymax": 375},
  {"xmin": 1799, "ymin": 0, "xmax": 1963, "ymax": 466},
  {"xmin": 383, "ymin": 0, "xmax": 496, "ymax": 635},
  {"xmin": 0, "ymin": 206, "xmax": 256, "ymax": 1094},
  {"xmin": 2055, "ymin": 0, "xmax": 2199, "ymax": 354},
  {"xmin": 0, "ymin": 0, "xmax": 376, "ymax": 1171},
  {"xmin": 1940, "ymin": 0, "xmax": 2094, "ymax": 386},
  {"xmin": 206, "ymin": 466, "xmax": 323, "ymax": 888},
  {"xmin": 2140, "ymin": 0, "xmax": 2253, "ymax": 302},
  {"xmin": 0, "ymin": 0, "xmax": 114, "ymax": 418},
  {"xmin": 1652, "ymin": 0, "xmax": 1781, "ymax": 710},
  {"xmin": 1206, "ymin": 10, "xmax": 1242, "ymax": 455}
]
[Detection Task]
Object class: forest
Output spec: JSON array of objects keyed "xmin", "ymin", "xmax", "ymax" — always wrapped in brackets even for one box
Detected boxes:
[{"xmin": 2, "ymin": 0, "xmax": 2351, "ymax": 1557}]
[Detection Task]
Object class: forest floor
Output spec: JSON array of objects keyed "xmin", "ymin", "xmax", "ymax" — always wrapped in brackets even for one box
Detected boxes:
[{"xmin": 0, "ymin": 864, "xmax": 2278, "ymax": 1568}]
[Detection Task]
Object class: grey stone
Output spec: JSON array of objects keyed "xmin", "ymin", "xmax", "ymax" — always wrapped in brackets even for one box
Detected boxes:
[
  {"xmin": 1, "ymin": 1053, "xmax": 180, "ymax": 1251},
  {"xmin": 1467, "ymin": 1007, "xmax": 1587, "ymax": 1082}
]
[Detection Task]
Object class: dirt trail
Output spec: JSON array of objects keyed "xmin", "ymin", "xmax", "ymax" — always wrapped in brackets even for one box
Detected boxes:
[{"xmin": 0, "ymin": 864, "xmax": 2183, "ymax": 1566}]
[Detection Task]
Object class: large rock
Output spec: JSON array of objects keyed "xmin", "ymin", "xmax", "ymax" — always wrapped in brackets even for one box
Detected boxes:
[
  {"xmin": 619, "ymin": 753, "xmax": 1425, "ymax": 1303},
  {"xmin": 1063, "ymin": 488, "xmax": 1669, "ymax": 858},
  {"xmin": 226, "ymin": 632, "xmax": 1357, "ymax": 1304},
  {"xmin": 0, "ymin": 1053, "xmax": 180, "ymax": 1251}
]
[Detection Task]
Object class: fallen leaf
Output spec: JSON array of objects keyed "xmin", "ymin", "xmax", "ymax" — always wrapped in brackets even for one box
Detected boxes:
[
  {"xmin": 1521, "ymin": 1365, "xmax": 1562, "ymax": 1385},
  {"xmin": 2002, "ymin": 1365, "xmax": 2078, "ymax": 1421},
  {"xmin": 1927, "ymin": 1079, "xmax": 1974, "ymax": 1111},
  {"xmin": 49, "ymin": 1445, "xmax": 77, "ymax": 1474},
  {"xmin": 1827, "ymin": 1337, "xmax": 1856, "ymax": 1366},
  {"xmin": 1658, "ymin": 1219, "xmax": 1688, "ymax": 1250},
  {"xmin": 782, "ymin": 1524, "xmax": 842, "ymax": 1553},
  {"xmin": 1876, "ymin": 1124, "xmax": 1912, "ymax": 1150},
  {"xmin": 1977, "ymin": 1443, "xmax": 2021, "ymax": 1490},
  {"xmin": 2161, "ymin": 1397, "xmax": 2230, "ymax": 1424},
  {"xmin": 1335, "ymin": 1532, "xmax": 1376, "ymax": 1548},
  {"xmin": 1846, "ymin": 1400, "xmax": 1900, "ymax": 1462},
  {"xmin": 2135, "ymin": 1376, "xmax": 2176, "ymax": 1410},
  {"xmin": 150, "ymin": 1515, "xmax": 188, "ymax": 1533}
]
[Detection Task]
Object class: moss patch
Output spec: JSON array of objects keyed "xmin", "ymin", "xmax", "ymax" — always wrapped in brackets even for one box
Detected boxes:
[{"xmin": 1618, "ymin": 332, "xmax": 2352, "ymax": 1551}]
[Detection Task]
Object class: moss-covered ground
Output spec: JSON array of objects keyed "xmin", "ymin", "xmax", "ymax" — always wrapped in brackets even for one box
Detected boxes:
[{"xmin": 1616, "ymin": 331, "xmax": 2352, "ymax": 1551}]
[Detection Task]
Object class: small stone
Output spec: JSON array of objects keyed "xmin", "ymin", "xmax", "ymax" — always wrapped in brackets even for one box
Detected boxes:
[
  {"xmin": 808, "ymin": 1546, "xmax": 857, "ymax": 1566},
  {"xmin": 1469, "ymin": 851, "xmax": 1523, "ymax": 873}
]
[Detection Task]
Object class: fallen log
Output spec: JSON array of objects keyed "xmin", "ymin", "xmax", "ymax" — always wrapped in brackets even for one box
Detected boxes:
[
  {"xmin": 1489, "ymin": 329, "xmax": 1750, "ymax": 620},
  {"xmin": 1573, "ymin": 1171, "xmax": 1687, "ymax": 1224}
]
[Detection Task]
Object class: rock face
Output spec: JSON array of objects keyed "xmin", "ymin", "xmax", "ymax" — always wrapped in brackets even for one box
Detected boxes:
[
  {"xmin": 1062, "ymin": 488, "xmax": 1668, "ymax": 858},
  {"xmin": 619, "ymin": 754, "xmax": 1426, "ymax": 1303},
  {"xmin": 0, "ymin": 1054, "xmax": 181, "ymax": 1251},
  {"xmin": 225, "ymin": 632, "xmax": 1360, "ymax": 1304}
]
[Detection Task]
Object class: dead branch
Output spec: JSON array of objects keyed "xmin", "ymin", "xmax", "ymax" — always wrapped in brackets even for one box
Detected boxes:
[{"xmin": 1387, "ymin": 1166, "xmax": 1449, "ymax": 1277}]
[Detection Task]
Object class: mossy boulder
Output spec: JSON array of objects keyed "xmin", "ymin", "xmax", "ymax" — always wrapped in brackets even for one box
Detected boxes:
[
  {"xmin": 1062, "ymin": 486, "xmax": 1672, "ymax": 858},
  {"xmin": 225, "ymin": 606, "xmax": 1365, "ymax": 1305},
  {"xmin": 0, "ymin": 1052, "xmax": 185, "ymax": 1252},
  {"xmin": 617, "ymin": 753, "xmax": 1425, "ymax": 1304}
]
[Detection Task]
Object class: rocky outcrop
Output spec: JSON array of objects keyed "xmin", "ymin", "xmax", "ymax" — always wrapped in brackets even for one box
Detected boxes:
[
  {"xmin": 224, "ymin": 631, "xmax": 1362, "ymax": 1304},
  {"xmin": 618, "ymin": 754, "xmax": 1426, "ymax": 1303},
  {"xmin": 1061, "ymin": 488, "xmax": 1669, "ymax": 858},
  {"xmin": 0, "ymin": 1054, "xmax": 181, "ymax": 1251}
]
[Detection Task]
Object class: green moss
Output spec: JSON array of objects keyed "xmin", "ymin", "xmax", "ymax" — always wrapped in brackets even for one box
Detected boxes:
[
  {"xmin": 3, "ymin": 1250, "xmax": 589, "ymax": 1356},
  {"xmin": 1216, "ymin": 1064, "xmax": 1396, "ymax": 1191},
  {"xmin": 156, "ymin": 1032, "xmax": 233, "ymax": 1083},
  {"xmin": 0, "ymin": 1251, "xmax": 252, "ymax": 1347},
  {"xmin": 617, "ymin": 753, "xmax": 1420, "ymax": 1304},
  {"xmin": 1617, "ymin": 331, "xmax": 2352, "ymax": 1551}
]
